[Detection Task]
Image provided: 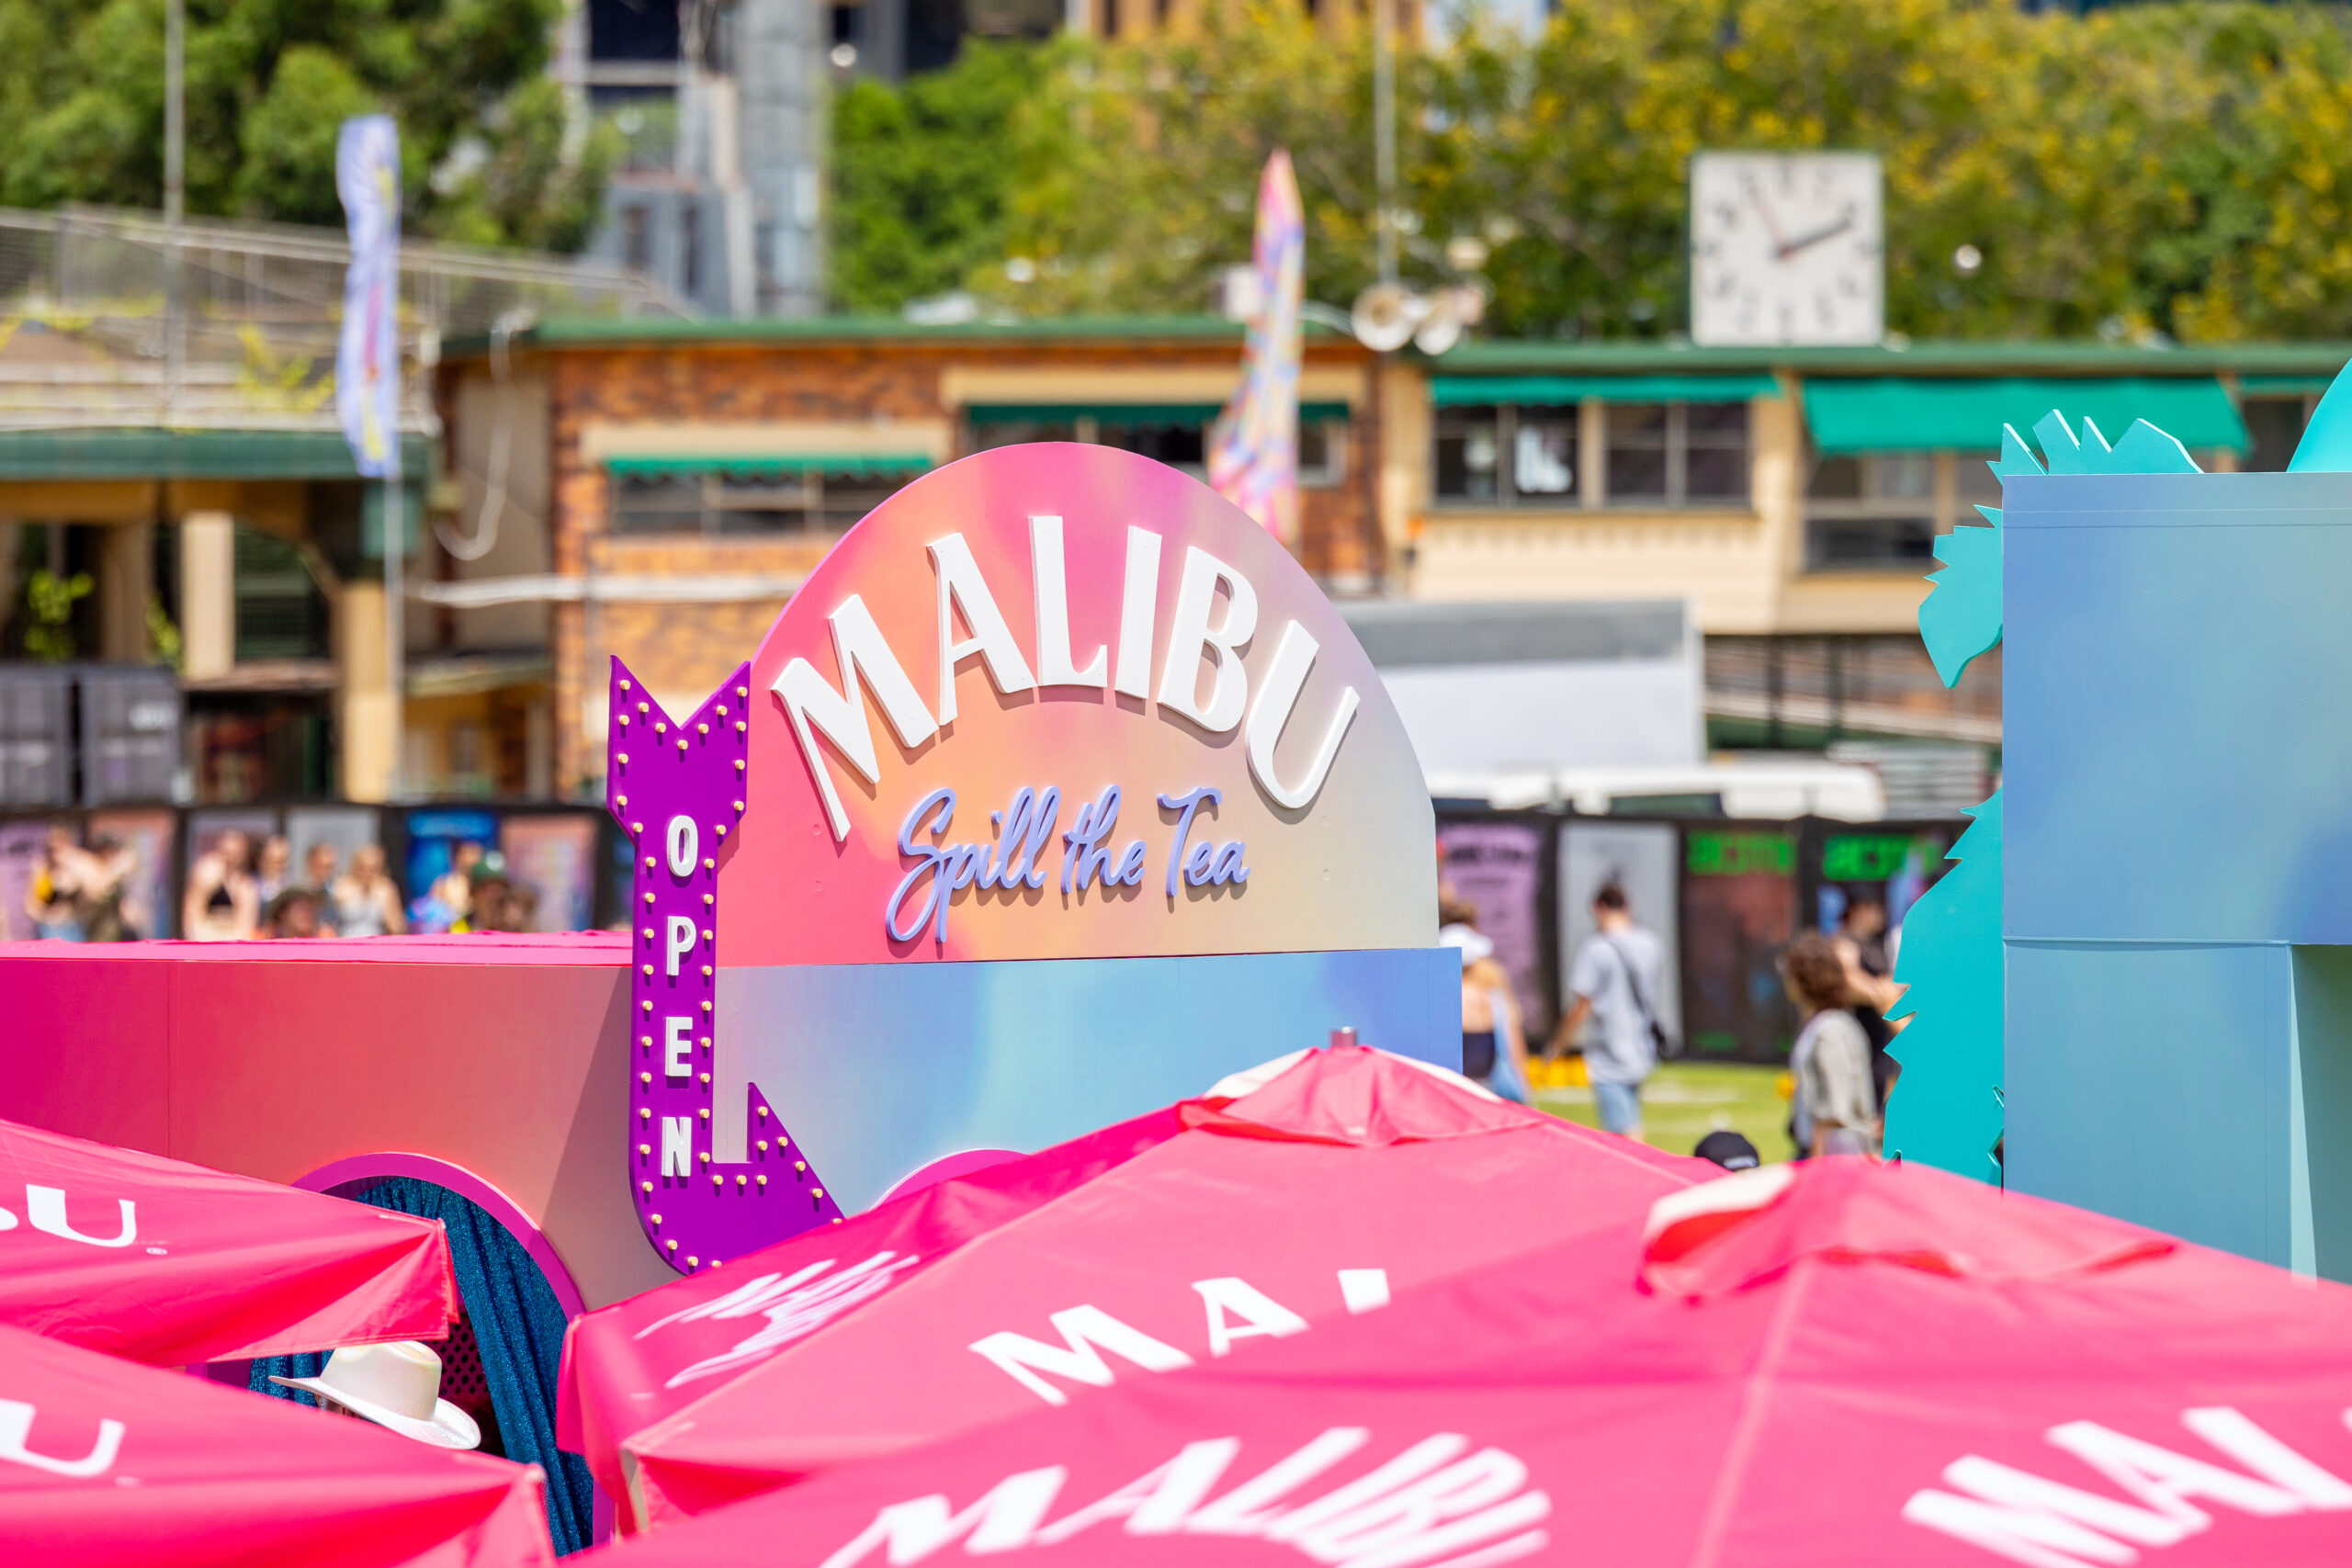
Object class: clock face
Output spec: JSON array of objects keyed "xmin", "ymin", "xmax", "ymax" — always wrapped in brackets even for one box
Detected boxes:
[{"xmin": 1690, "ymin": 152, "xmax": 1883, "ymax": 347}]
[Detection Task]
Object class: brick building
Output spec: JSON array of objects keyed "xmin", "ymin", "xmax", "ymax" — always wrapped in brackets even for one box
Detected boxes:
[{"xmin": 430, "ymin": 317, "xmax": 1381, "ymax": 793}]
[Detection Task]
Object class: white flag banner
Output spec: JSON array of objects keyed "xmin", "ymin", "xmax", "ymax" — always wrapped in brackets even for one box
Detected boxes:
[{"xmin": 334, "ymin": 115, "xmax": 401, "ymax": 479}]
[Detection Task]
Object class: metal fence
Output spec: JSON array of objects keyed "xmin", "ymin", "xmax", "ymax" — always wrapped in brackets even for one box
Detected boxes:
[{"xmin": 0, "ymin": 204, "xmax": 688, "ymax": 433}]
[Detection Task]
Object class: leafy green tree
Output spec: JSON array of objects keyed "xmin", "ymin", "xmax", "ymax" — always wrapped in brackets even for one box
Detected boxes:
[
  {"xmin": 0, "ymin": 0, "xmax": 614, "ymax": 251},
  {"xmin": 831, "ymin": 0, "xmax": 2352, "ymax": 342}
]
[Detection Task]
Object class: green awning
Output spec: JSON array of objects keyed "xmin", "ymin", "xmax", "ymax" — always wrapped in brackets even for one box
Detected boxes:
[
  {"xmin": 605, "ymin": 454, "xmax": 933, "ymax": 479},
  {"xmin": 1802, "ymin": 377, "xmax": 2249, "ymax": 455},
  {"xmin": 2242, "ymin": 374, "xmax": 2337, "ymax": 396},
  {"xmin": 1429, "ymin": 374, "xmax": 1780, "ymax": 408},
  {"xmin": 0, "ymin": 427, "xmax": 428, "ymax": 481},
  {"xmin": 963, "ymin": 401, "xmax": 1352, "ymax": 423}
]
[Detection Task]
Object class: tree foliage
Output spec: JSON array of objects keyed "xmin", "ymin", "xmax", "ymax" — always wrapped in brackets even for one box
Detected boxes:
[
  {"xmin": 832, "ymin": 0, "xmax": 2352, "ymax": 340},
  {"xmin": 0, "ymin": 0, "xmax": 614, "ymax": 251}
]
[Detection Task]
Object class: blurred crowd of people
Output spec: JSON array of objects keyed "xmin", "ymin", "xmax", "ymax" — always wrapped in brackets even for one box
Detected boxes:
[
  {"xmin": 175, "ymin": 831, "xmax": 536, "ymax": 941},
  {"xmin": 22, "ymin": 828, "xmax": 541, "ymax": 942},
  {"xmin": 24, "ymin": 825, "xmax": 148, "ymax": 942}
]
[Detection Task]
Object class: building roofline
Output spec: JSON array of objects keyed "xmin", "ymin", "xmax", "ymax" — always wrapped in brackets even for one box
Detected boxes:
[
  {"xmin": 440, "ymin": 318, "xmax": 2352, "ymax": 378},
  {"xmin": 441, "ymin": 313, "xmax": 1327, "ymax": 357},
  {"xmin": 1428, "ymin": 339, "xmax": 2352, "ymax": 376}
]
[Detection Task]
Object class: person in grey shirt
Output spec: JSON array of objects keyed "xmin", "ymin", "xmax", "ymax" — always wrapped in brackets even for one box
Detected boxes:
[{"xmin": 1550, "ymin": 884, "xmax": 1666, "ymax": 1139}]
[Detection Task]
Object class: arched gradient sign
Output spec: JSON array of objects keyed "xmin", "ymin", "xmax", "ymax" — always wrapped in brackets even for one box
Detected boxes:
[{"xmin": 610, "ymin": 446, "xmax": 1451, "ymax": 1273}]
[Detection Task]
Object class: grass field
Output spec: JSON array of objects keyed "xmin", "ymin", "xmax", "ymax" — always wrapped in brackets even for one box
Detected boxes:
[{"xmin": 1535, "ymin": 1060, "xmax": 1796, "ymax": 1165}]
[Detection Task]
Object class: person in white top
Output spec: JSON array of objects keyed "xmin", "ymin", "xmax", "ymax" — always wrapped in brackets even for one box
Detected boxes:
[
  {"xmin": 1550, "ymin": 884, "xmax": 1667, "ymax": 1140},
  {"xmin": 1781, "ymin": 931, "xmax": 1881, "ymax": 1158}
]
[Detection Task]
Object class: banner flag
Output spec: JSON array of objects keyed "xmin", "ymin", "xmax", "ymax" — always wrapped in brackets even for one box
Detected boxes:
[
  {"xmin": 1209, "ymin": 149, "xmax": 1306, "ymax": 543},
  {"xmin": 335, "ymin": 115, "xmax": 401, "ymax": 479}
]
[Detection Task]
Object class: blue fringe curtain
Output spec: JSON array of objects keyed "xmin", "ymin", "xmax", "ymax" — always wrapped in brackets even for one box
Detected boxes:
[{"xmin": 251, "ymin": 1177, "xmax": 596, "ymax": 1554}]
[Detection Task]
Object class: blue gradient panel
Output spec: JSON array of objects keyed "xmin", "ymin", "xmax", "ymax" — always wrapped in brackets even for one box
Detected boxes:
[
  {"xmin": 714, "ymin": 948, "xmax": 1458, "ymax": 1213},
  {"xmin": 2007, "ymin": 471, "xmax": 2352, "ymax": 943},
  {"xmin": 2005, "ymin": 470, "xmax": 2352, "ymax": 1277}
]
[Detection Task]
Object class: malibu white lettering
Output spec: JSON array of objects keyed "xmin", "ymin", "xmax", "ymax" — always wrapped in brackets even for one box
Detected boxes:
[
  {"xmin": 888, "ymin": 784, "xmax": 1250, "ymax": 944},
  {"xmin": 969, "ymin": 1270, "xmax": 1388, "ymax": 1406},
  {"xmin": 773, "ymin": 525, "xmax": 1359, "ymax": 841},
  {"xmin": 0, "ymin": 1187, "xmax": 136, "ymax": 1248},
  {"xmin": 816, "ymin": 1426, "xmax": 1550, "ymax": 1568},
  {"xmin": 1903, "ymin": 1405, "xmax": 2352, "ymax": 1568}
]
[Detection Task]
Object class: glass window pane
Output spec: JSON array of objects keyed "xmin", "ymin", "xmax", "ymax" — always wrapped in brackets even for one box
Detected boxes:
[
  {"xmin": 1808, "ymin": 456, "xmax": 1862, "ymax": 499},
  {"xmin": 1606, "ymin": 403, "xmax": 1668, "ymax": 502},
  {"xmin": 1954, "ymin": 453, "xmax": 2005, "ymax": 502},
  {"xmin": 970, "ymin": 420, "xmax": 1073, "ymax": 451},
  {"xmin": 1102, "ymin": 422, "xmax": 1206, "ymax": 469},
  {"xmin": 1510, "ymin": 410, "xmax": 1577, "ymax": 499},
  {"xmin": 814, "ymin": 474, "xmax": 912, "ymax": 531},
  {"xmin": 610, "ymin": 474, "xmax": 704, "ymax": 535},
  {"xmin": 2244, "ymin": 398, "xmax": 2304, "ymax": 473},
  {"xmin": 1608, "ymin": 403, "xmax": 1668, "ymax": 442},
  {"xmin": 1684, "ymin": 445, "xmax": 1748, "ymax": 500},
  {"xmin": 1867, "ymin": 454, "xmax": 1934, "ymax": 500},
  {"xmin": 1684, "ymin": 401, "xmax": 1750, "ymax": 440},
  {"xmin": 1807, "ymin": 517, "xmax": 1938, "ymax": 570},
  {"xmin": 1436, "ymin": 413, "xmax": 1500, "ymax": 501}
]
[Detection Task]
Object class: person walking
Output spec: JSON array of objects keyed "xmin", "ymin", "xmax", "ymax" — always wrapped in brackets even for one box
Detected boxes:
[
  {"xmin": 1781, "ymin": 931, "xmax": 1882, "ymax": 1158},
  {"xmin": 1439, "ymin": 902, "xmax": 1531, "ymax": 1103},
  {"xmin": 1836, "ymin": 894, "xmax": 1905, "ymax": 1108},
  {"xmin": 1549, "ymin": 884, "xmax": 1668, "ymax": 1140}
]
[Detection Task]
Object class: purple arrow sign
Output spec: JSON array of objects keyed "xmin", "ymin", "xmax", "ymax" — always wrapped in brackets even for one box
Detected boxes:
[{"xmin": 605, "ymin": 657, "xmax": 842, "ymax": 1274}]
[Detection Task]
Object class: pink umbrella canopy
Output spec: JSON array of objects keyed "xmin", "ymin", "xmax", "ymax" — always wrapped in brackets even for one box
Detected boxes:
[
  {"xmin": 596, "ymin": 1047, "xmax": 1707, "ymax": 1529},
  {"xmin": 560, "ymin": 1103, "xmax": 1189, "ymax": 1512},
  {"xmin": 0, "ymin": 1320, "xmax": 551, "ymax": 1568},
  {"xmin": 580, "ymin": 1157, "xmax": 2352, "ymax": 1568},
  {"xmin": 0, "ymin": 1116, "xmax": 457, "ymax": 1366}
]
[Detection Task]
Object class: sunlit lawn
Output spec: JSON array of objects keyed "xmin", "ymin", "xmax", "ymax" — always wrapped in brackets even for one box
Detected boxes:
[{"xmin": 1535, "ymin": 1060, "xmax": 1797, "ymax": 1165}]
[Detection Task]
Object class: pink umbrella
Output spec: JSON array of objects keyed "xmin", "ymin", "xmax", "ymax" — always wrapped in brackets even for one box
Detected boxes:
[
  {"xmin": 0, "ymin": 1115, "xmax": 456, "ymax": 1366},
  {"xmin": 560, "ymin": 1103, "xmax": 1188, "ymax": 1514},
  {"xmin": 593, "ymin": 1047, "xmax": 1706, "ymax": 1529},
  {"xmin": 577, "ymin": 1157, "xmax": 2352, "ymax": 1568},
  {"xmin": 0, "ymin": 1320, "xmax": 551, "ymax": 1568}
]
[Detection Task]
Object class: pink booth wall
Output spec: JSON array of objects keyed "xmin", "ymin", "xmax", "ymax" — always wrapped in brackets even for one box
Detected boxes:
[{"xmin": 0, "ymin": 933, "xmax": 669, "ymax": 1313}]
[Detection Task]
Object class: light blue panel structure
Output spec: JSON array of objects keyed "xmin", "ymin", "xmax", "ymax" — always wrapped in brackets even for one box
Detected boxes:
[
  {"xmin": 2007, "ymin": 941, "xmax": 2292, "ymax": 1264},
  {"xmin": 2006, "ymin": 472, "xmax": 2352, "ymax": 945},
  {"xmin": 2005, "ymin": 469, "xmax": 2352, "ymax": 1276},
  {"xmin": 716, "ymin": 947, "xmax": 1458, "ymax": 1213}
]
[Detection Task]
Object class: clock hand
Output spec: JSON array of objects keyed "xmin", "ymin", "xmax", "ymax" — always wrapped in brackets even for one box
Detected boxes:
[
  {"xmin": 1745, "ymin": 185, "xmax": 1791, "ymax": 253},
  {"xmin": 1775, "ymin": 214, "xmax": 1855, "ymax": 260}
]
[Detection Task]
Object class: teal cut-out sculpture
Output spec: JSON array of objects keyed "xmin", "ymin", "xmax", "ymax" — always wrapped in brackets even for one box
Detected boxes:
[
  {"xmin": 1885, "ymin": 410, "xmax": 2199, "ymax": 1181},
  {"xmin": 2290, "ymin": 367, "xmax": 2352, "ymax": 471}
]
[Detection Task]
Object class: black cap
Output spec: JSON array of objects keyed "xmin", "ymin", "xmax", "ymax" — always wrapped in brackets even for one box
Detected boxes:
[{"xmin": 1694, "ymin": 1129, "xmax": 1761, "ymax": 1171}]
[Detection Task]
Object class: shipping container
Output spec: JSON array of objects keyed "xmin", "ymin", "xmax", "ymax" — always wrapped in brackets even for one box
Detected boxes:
[
  {"xmin": 0, "ymin": 666, "xmax": 73, "ymax": 807},
  {"xmin": 77, "ymin": 665, "xmax": 181, "ymax": 805}
]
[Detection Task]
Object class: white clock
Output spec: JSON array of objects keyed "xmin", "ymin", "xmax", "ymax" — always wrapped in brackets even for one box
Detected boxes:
[{"xmin": 1690, "ymin": 152, "xmax": 1883, "ymax": 347}]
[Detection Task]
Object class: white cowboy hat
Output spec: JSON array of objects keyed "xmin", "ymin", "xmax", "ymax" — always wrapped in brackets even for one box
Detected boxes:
[{"xmin": 270, "ymin": 1340, "xmax": 481, "ymax": 1450}]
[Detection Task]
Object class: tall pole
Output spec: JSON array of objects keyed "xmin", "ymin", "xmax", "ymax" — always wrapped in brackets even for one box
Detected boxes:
[
  {"xmin": 163, "ymin": 0, "xmax": 184, "ymax": 423},
  {"xmin": 386, "ymin": 461, "xmax": 404, "ymax": 802},
  {"xmin": 1372, "ymin": 0, "xmax": 1398, "ymax": 286}
]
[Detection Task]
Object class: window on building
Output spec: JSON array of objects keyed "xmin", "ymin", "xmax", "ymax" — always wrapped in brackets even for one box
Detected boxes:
[
  {"xmin": 620, "ymin": 206, "xmax": 652, "ymax": 273},
  {"xmin": 2243, "ymin": 395, "xmax": 2312, "ymax": 473},
  {"xmin": 1432, "ymin": 400, "xmax": 1750, "ymax": 508},
  {"xmin": 607, "ymin": 467, "xmax": 918, "ymax": 537},
  {"xmin": 233, "ymin": 526, "xmax": 327, "ymax": 660},
  {"xmin": 967, "ymin": 413, "xmax": 1350, "ymax": 488},
  {"xmin": 1804, "ymin": 453, "xmax": 1937, "ymax": 570}
]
